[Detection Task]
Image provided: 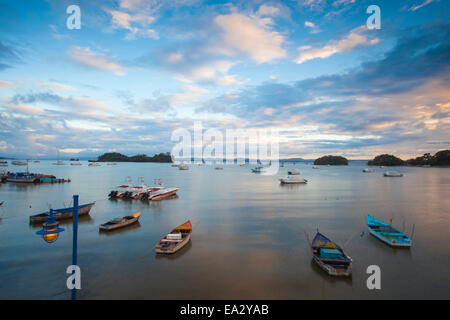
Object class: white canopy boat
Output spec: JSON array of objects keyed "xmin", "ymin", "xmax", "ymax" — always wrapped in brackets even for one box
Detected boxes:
[
  {"xmin": 384, "ymin": 171, "xmax": 403, "ymax": 177},
  {"xmin": 280, "ymin": 175, "xmax": 308, "ymax": 184}
]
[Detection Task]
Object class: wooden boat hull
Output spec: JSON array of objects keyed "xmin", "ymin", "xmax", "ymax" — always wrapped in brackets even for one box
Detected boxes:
[
  {"xmin": 155, "ymin": 234, "xmax": 191, "ymax": 254},
  {"xmin": 99, "ymin": 211, "xmax": 141, "ymax": 231},
  {"xmin": 309, "ymin": 232, "xmax": 352, "ymax": 277},
  {"xmin": 280, "ymin": 178, "xmax": 307, "ymax": 184},
  {"xmin": 30, "ymin": 203, "xmax": 95, "ymax": 222},
  {"xmin": 155, "ymin": 221, "xmax": 192, "ymax": 254},
  {"xmin": 312, "ymin": 256, "xmax": 352, "ymax": 276},
  {"xmin": 366, "ymin": 215, "xmax": 411, "ymax": 247},
  {"xmin": 368, "ymin": 228, "xmax": 412, "ymax": 247}
]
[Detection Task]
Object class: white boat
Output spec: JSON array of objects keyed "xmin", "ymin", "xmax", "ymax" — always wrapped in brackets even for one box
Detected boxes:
[
  {"xmin": 288, "ymin": 169, "xmax": 300, "ymax": 175},
  {"xmin": 12, "ymin": 161, "xmax": 27, "ymax": 166},
  {"xmin": 312, "ymin": 165, "xmax": 320, "ymax": 169},
  {"xmin": 279, "ymin": 176, "xmax": 307, "ymax": 184},
  {"xmin": 363, "ymin": 168, "xmax": 374, "ymax": 173},
  {"xmin": 384, "ymin": 171, "xmax": 403, "ymax": 177},
  {"xmin": 52, "ymin": 160, "xmax": 65, "ymax": 165},
  {"xmin": 107, "ymin": 162, "xmax": 117, "ymax": 166}
]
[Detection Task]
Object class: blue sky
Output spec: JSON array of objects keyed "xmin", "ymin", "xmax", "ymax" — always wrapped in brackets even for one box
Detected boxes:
[{"xmin": 0, "ymin": 0, "xmax": 449, "ymax": 159}]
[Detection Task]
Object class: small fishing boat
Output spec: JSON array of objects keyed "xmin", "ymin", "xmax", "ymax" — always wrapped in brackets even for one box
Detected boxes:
[
  {"xmin": 215, "ymin": 166, "xmax": 223, "ymax": 170},
  {"xmin": 171, "ymin": 164, "xmax": 179, "ymax": 167},
  {"xmin": 280, "ymin": 176, "xmax": 307, "ymax": 184},
  {"xmin": 71, "ymin": 162, "xmax": 82, "ymax": 166},
  {"xmin": 288, "ymin": 169, "xmax": 300, "ymax": 175},
  {"xmin": 384, "ymin": 171, "xmax": 403, "ymax": 177},
  {"xmin": 309, "ymin": 232, "xmax": 352, "ymax": 277},
  {"xmin": 178, "ymin": 165, "xmax": 189, "ymax": 170},
  {"xmin": 52, "ymin": 160, "xmax": 65, "ymax": 165},
  {"xmin": 155, "ymin": 220, "xmax": 192, "ymax": 254},
  {"xmin": 251, "ymin": 166, "xmax": 265, "ymax": 173},
  {"xmin": 366, "ymin": 215, "xmax": 411, "ymax": 247},
  {"xmin": 107, "ymin": 162, "xmax": 117, "ymax": 166},
  {"xmin": 30, "ymin": 202, "xmax": 95, "ymax": 222},
  {"xmin": 363, "ymin": 168, "xmax": 374, "ymax": 173},
  {"xmin": 99, "ymin": 211, "xmax": 141, "ymax": 231},
  {"xmin": 312, "ymin": 165, "xmax": 319, "ymax": 169},
  {"xmin": 0, "ymin": 160, "xmax": 7, "ymax": 164},
  {"xmin": 0, "ymin": 201, "xmax": 4, "ymax": 206},
  {"xmin": 12, "ymin": 161, "xmax": 27, "ymax": 166},
  {"xmin": 89, "ymin": 163, "xmax": 101, "ymax": 167}
]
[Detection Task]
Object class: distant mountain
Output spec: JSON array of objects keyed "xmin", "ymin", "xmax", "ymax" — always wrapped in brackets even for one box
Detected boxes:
[{"xmin": 97, "ymin": 152, "xmax": 172, "ymax": 163}]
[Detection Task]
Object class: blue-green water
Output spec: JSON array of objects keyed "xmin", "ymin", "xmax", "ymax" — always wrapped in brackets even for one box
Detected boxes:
[{"xmin": 0, "ymin": 161, "xmax": 449, "ymax": 299}]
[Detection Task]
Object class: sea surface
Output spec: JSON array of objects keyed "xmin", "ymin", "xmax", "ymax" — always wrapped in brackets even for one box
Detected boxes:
[{"xmin": 0, "ymin": 161, "xmax": 449, "ymax": 299}]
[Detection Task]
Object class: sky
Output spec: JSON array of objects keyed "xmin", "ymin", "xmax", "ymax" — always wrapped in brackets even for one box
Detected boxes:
[{"xmin": 0, "ymin": 0, "xmax": 449, "ymax": 159}]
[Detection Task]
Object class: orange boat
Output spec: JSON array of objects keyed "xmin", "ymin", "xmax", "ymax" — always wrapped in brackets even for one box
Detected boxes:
[{"xmin": 155, "ymin": 221, "xmax": 192, "ymax": 254}]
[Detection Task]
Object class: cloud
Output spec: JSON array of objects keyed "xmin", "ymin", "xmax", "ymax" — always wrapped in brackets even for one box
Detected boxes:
[
  {"xmin": 35, "ymin": 81, "xmax": 76, "ymax": 91},
  {"xmin": 296, "ymin": 26, "xmax": 379, "ymax": 64},
  {"xmin": 107, "ymin": 9, "xmax": 158, "ymax": 40},
  {"xmin": 0, "ymin": 80, "xmax": 13, "ymax": 89},
  {"xmin": 68, "ymin": 46, "xmax": 125, "ymax": 75},
  {"xmin": 197, "ymin": 22, "xmax": 450, "ymax": 155},
  {"xmin": 304, "ymin": 21, "xmax": 321, "ymax": 33},
  {"xmin": 409, "ymin": 0, "xmax": 436, "ymax": 11},
  {"xmin": 212, "ymin": 8, "xmax": 287, "ymax": 63},
  {"xmin": 256, "ymin": 5, "xmax": 280, "ymax": 16}
]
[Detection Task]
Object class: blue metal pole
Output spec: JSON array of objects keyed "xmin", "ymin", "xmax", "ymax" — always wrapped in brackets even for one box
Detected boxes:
[{"xmin": 71, "ymin": 195, "xmax": 79, "ymax": 301}]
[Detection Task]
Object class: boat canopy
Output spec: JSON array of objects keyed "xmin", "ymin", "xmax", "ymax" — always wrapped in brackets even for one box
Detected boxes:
[
  {"xmin": 320, "ymin": 248, "xmax": 343, "ymax": 259},
  {"xmin": 174, "ymin": 221, "xmax": 192, "ymax": 231}
]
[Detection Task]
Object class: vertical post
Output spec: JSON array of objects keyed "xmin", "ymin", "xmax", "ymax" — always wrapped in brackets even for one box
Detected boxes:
[{"xmin": 72, "ymin": 194, "xmax": 79, "ymax": 301}]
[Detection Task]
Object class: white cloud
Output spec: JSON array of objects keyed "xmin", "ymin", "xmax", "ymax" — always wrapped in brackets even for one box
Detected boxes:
[
  {"xmin": 36, "ymin": 81, "xmax": 76, "ymax": 91},
  {"xmin": 256, "ymin": 5, "xmax": 280, "ymax": 16},
  {"xmin": 212, "ymin": 8, "xmax": 287, "ymax": 63},
  {"xmin": 68, "ymin": 46, "xmax": 125, "ymax": 75},
  {"xmin": 296, "ymin": 26, "xmax": 379, "ymax": 64},
  {"xmin": 409, "ymin": 0, "xmax": 435, "ymax": 11},
  {"xmin": 107, "ymin": 9, "xmax": 158, "ymax": 40},
  {"xmin": 304, "ymin": 21, "xmax": 321, "ymax": 33}
]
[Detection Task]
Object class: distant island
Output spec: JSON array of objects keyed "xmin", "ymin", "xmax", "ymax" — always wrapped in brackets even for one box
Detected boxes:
[
  {"xmin": 367, "ymin": 154, "xmax": 404, "ymax": 166},
  {"xmin": 368, "ymin": 150, "xmax": 450, "ymax": 166},
  {"xmin": 314, "ymin": 155, "xmax": 348, "ymax": 165},
  {"xmin": 97, "ymin": 152, "xmax": 172, "ymax": 163}
]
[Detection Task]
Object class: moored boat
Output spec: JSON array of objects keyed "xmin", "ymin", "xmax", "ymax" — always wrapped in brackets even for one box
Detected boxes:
[
  {"xmin": 288, "ymin": 169, "xmax": 300, "ymax": 175},
  {"xmin": 99, "ymin": 211, "xmax": 141, "ymax": 231},
  {"xmin": 309, "ymin": 232, "xmax": 352, "ymax": 276},
  {"xmin": 251, "ymin": 166, "xmax": 265, "ymax": 173},
  {"xmin": 71, "ymin": 162, "xmax": 82, "ymax": 166},
  {"xmin": 155, "ymin": 221, "xmax": 192, "ymax": 254},
  {"xmin": 363, "ymin": 168, "xmax": 374, "ymax": 173},
  {"xmin": 178, "ymin": 165, "xmax": 189, "ymax": 170},
  {"xmin": 366, "ymin": 215, "xmax": 411, "ymax": 247},
  {"xmin": 6, "ymin": 172, "xmax": 40, "ymax": 183},
  {"xmin": 89, "ymin": 163, "xmax": 101, "ymax": 166},
  {"xmin": 12, "ymin": 161, "xmax": 27, "ymax": 166},
  {"xmin": 30, "ymin": 202, "xmax": 95, "ymax": 223},
  {"xmin": 52, "ymin": 160, "xmax": 65, "ymax": 165},
  {"xmin": 384, "ymin": 171, "xmax": 403, "ymax": 177},
  {"xmin": 279, "ymin": 176, "xmax": 307, "ymax": 184}
]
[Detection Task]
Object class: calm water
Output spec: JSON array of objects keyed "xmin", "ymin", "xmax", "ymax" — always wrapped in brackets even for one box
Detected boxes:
[{"xmin": 0, "ymin": 161, "xmax": 449, "ymax": 299}]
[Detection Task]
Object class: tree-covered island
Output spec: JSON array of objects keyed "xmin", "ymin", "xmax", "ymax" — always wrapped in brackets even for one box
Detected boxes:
[
  {"xmin": 97, "ymin": 152, "xmax": 172, "ymax": 163},
  {"xmin": 314, "ymin": 155, "xmax": 348, "ymax": 165}
]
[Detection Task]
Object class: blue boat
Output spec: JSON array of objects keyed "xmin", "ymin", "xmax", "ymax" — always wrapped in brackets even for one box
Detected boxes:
[
  {"xmin": 6, "ymin": 172, "xmax": 39, "ymax": 183},
  {"xmin": 30, "ymin": 202, "xmax": 95, "ymax": 223},
  {"xmin": 366, "ymin": 215, "xmax": 411, "ymax": 247},
  {"xmin": 251, "ymin": 166, "xmax": 265, "ymax": 173},
  {"xmin": 309, "ymin": 232, "xmax": 352, "ymax": 276}
]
